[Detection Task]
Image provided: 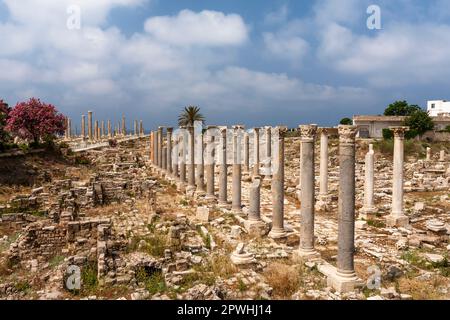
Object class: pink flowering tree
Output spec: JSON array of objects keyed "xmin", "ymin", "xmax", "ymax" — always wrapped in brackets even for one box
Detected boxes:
[
  {"xmin": 6, "ymin": 98, "xmax": 66, "ymax": 144},
  {"xmin": 0, "ymin": 99, "xmax": 11, "ymax": 144}
]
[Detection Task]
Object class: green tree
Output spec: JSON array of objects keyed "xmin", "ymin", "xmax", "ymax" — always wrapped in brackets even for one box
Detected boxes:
[
  {"xmin": 404, "ymin": 109, "xmax": 434, "ymax": 139},
  {"xmin": 339, "ymin": 117, "xmax": 353, "ymax": 125},
  {"xmin": 384, "ymin": 100, "xmax": 421, "ymax": 116},
  {"xmin": 178, "ymin": 106, "xmax": 205, "ymax": 127}
]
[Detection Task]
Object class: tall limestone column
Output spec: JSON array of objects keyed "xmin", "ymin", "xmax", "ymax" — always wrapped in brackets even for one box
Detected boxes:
[
  {"xmin": 426, "ymin": 147, "xmax": 431, "ymax": 161},
  {"xmin": 88, "ymin": 111, "xmax": 93, "ymax": 141},
  {"xmin": 232, "ymin": 125, "xmax": 244, "ymax": 213},
  {"xmin": 361, "ymin": 144, "xmax": 376, "ymax": 217},
  {"xmin": 386, "ymin": 127, "xmax": 410, "ymax": 227},
  {"xmin": 263, "ymin": 126, "xmax": 272, "ymax": 178},
  {"xmin": 253, "ymin": 128, "xmax": 260, "ymax": 176},
  {"xmin": 218, "ymin": 127, "xmax": 228, "ymax": 207},
  {"xmin": 187, "ymin": 126, "xmax": 196, "ymax": 193},
  {"xmin": 81, "ymin": 115, "xmax": 86, "ymax": 140},
  {"xmin": 94, "ymin": 121, "xmax": 99, "ymax": 140},
  {"xmin": 248, "ymin": 176, "xmax": 262, "ymax": 221},
  {"xmin": 134, "ymin": 120, "xmax": 138, "ymax": 136},
  {"xmin": 243, "ymin": 132, "xmax": 250, "ymax": 174},
  {"xmin": 167, "ymin": 128, "xmax": 173, "ymax": 175},
  {"xmin": 67, "ymin": 118, "xmax": 72, "ymax": 139},
  {"xmin": 122, "ymin": 116, "xmax": 126, "ymax": 136},
  {"xmin": 158, "ymin": 127, "xmax": 163, "ymax": 169},
  {"xmin": 205, "ymin": 127, "xmax": 216, "ymax": 200},
  {"xmin": 328, "ymin": 125, "xmax": 362, "ymax": 293},
  {"xmin": 162, "ymin": 146, "xmax": 167, "ymax": 170},
  {"xmin": 318, "ymin": 128, "xmax": 329, "ymax": 200},
  {"xmin": 195, "ymin": 129, "xmax": 206, "ymax": 194},
  {"xmin": 297, "ymin": 125, "xmax": 319, "ymax": 258},
  {"xmin": 101, "ymin": 121, "xmax": 105, "ymax": 138},
  {"xmin": 107, "ymin": 120, "xmax": 112, "ymax": 138},
  {"xmin": 179, "ymin": 128, "xmax": 187, "ymax": 183},
  {"xmin": 172, "ymin": 133, "xmax": 179, "ymax": 178},
  {"xmin": 140, "ymin": 120, "xmax": 144, "ymax": 136},
  {"xmin": 153, "ymin": 131, "xmax": 158, "ymax": 165},
  {"xmin": 268, "ymin": 126, "xmax": 287, "ymax": 239}
]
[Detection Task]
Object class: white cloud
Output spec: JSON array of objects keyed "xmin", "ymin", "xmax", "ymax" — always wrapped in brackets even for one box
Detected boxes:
[
  {"xmin": 264, "ymin": 5, "xmax": 289, "ymax": 25},
  {"xmin": 263, "ymin": 32, "xmax": 309, "ymax": 66},
  {"xmin": 318, "ymin": 22, "xmax": 450, "ymax": 87},
  {"xmin": 144, "ymin": 9, "xmax": 248, "ymax": 47}
]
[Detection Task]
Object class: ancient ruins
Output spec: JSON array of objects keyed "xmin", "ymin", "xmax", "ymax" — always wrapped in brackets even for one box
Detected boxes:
[{"xmin": 1, "ymin": 112, "xmax": 449, "ymax": 300}]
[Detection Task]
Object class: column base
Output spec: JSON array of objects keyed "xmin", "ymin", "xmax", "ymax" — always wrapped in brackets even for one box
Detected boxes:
[
  {"xmin": 327, "ymin": 268, "xmax": 364, "ymax": 293},
  {"xmin": 186, "ymin": 185, "xmax": 196, "ymax": 197},
  {"xmin": 359, "ymin": 206, "xmax": 377, "ymax": 220},
  {"xmin": 385, "ymin": 214, "xmax": 409, "ymax": 228},
  {"xmin": 293, "ymin": 248, "xmax": 321, "ymax": 262},
  {"xmin": 232, "ymin": 206, "xmax": 244, "ymax": 215},
  {"xmin": 244, "ymin": 220, "xmax": 269, "ymax": 237},
  {"xmin": 218, "ymin": 201, "xmax": 231, "ymax": 210},
  {"xmin": 195, "ymin": 189, "xmax": 206, "ymax": 197},
  {"xmin": 268, "ymin": 228, "xmax": 287, "ymax": 239},
  {"xmin": 204, "ymin": 194, "xmax": 217, "ymax": 203}
]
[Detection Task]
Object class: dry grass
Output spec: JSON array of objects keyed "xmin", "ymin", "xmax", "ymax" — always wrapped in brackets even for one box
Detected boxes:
[
  {"xmin": 397, "ymin": 276, "xmax": 449, "ymax": 300},
  {"xmin": 263, "ymin": 262, "xmax": 303, "ymax": 299},
  {"xmin": 201, "ymin": 254, "xmax": 238, "ymax": 279}
]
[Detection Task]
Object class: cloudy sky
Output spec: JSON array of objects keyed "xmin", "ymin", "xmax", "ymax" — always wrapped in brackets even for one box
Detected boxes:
[{"xmin": 1, "ymin": 0, "xmax": 450, "ymax": 131}]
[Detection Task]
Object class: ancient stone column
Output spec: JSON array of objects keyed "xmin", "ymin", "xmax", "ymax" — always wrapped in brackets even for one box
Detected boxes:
[
  {"xmin": 158, "ymin": 127, "xmax": 163, "ymax": 169},
  {"xmin": 88, "ymin": 111, "xmax": 93, "ymax": 141},
  {"xmin": 248, "ymin": 176, "xmax": 261, "ymax": 221},
  {"xmin": 328, "ymin": 125, "xmax": 361, "ymax": 293},
  {"xmin": 361, "ymin": 144, "xmax": 376, "ymax": 216},
  {"xmin": 167, "ymin": 128, "xmax": 173, "ymax": 175},
  {"xmin": 153, "ymin": 131, "xmax": 158, "ymax": 165},
  {"xmin": 67, "ymin": 118, "xmax": 72, "ymax": 139},
  {"xmin": 107, "ymin": 120, "xmax": 112, "ymax": 138},
  {"xmin": 297, "ymin": 125, "xmax": 319, "ymax": 256},
  {"xmin": 94, "ymin": 121, "xmax": 99, "ymax": 140},
  {"xmin": 386, "ymin": 126, "xmax": 410, "ymax": 227},
  {"xmin": 162, "ymin": 146, "xmax": 167, "ymax": 170},
  {"xmin": 122, "ymin": 116, "xmax": 126, "ymax": 136},
  {"xmin": 263, "ymin": 126, "xmax": 272, "ymax": 178},
  {"xmin": 140, "ymin": 120, "xmax": 144, "ymax": 136},
  {"xmin": 187, "ymin": 126, "xmax": 196, "ymax": 192},
  {"xmin": 205, "ymin": 128, "xmax": 216, "ymax": 200},
  {"xmin": 269, "ymin": 126, "xmax": 287, "ymax": 239},
  {"xmin": 134, "ymin": 120, "xmax": 138, "ymax": 136},
  {"xmin": 253, "ymin": 128, "xmax": 260, "ymax": 176},
  {"xmin": 440, "ymin": 150, "xmax": 446, "ymax": 162},
  {"xmin": 179, "ymin": 127, "xmax": 187, "ymax": 183},
  {"xmin": 97, "ymin": 125, "xmax": 101, "ymax": 141},
  {"xmin": 244, "ymin": 132, "xmax": 250, "ymax": 173},
  {"xmin": 426, "ymin": 147, "xmax": 431, "ymax": 161},
  {"xmin": 172, "ymin": 133, "xmax": 179, "ymax": 178},
  {"xmin": 81, "ymin": 115, "xmax": 86, "ymax": 139},
  {"xmin": 196, "ymin": 129, "xmax": 206, "ymax": 194},
  {"xmin": 318, "ymin": 128, "xmax": 329, "ymax": 200},
  {"xmin": 101, "ymin": 121, "xmax": 105, "ymax": 138},
  {"xmin": 218, "ymin": 127, "xmax": 228, "ymax": 206},
  {"xmin": 232, "ymin": 125, "xmax": 244, "ymax": 213}
]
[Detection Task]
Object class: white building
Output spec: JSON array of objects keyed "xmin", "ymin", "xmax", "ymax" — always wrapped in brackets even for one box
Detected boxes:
[{"xmin": 427, "ymin": 100, "xmax": 450, "ymax": 117}]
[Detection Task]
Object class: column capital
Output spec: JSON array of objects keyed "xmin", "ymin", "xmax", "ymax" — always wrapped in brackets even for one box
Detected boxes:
[
  {"xmin": 389, "ymin": 126, "xmax": 409, "ymax": 139},
  {"xmin": 219, "ymin": 126, "xmax": 227, "ymax": 134},
  {"xmin": 338, "ymin": 125, "xmax": 357, "ymax": 144},
  {"xmin": 253, "ymin": 127, "xmax": 260, "ymax": 133},
  {"xmin": 166, "ymin": 127, "xmax": 174, "ymax": 133},
  {"xmin": 274, "ymin": 126, "xmax": 288, "ymax": 137},
  {"xmin": 232, "ymin": 125, "xmax": 245, "ymax": 131},
  {"xmin": 318, "ymin": 127, "xmax": 331, "ymax": 135},
  {"xmin": 299, "ymin": 124, "xmax": 318, "ymax": 142}
]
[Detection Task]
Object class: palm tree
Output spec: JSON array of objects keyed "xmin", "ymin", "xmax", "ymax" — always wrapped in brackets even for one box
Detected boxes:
[{"xmin": 178, "ymin": 106, "xmax": 205, "ymax": 127}]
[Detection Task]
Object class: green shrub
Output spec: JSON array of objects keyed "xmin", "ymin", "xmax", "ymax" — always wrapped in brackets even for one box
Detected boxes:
[{"xmin": 382, "ymin": 129, "xmax": 393, "ymax": 140}]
